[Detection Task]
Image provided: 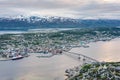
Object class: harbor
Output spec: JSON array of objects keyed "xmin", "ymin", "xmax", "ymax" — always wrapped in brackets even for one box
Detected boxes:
[{"xmin": 0, "ymin": 38, "xmax": 120, "ymax": 80}]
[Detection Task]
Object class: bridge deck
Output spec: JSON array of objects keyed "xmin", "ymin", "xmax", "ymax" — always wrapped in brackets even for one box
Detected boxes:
[{"xmin": 64, "ymin": 51, "xmax": 99, "ymax": 63}]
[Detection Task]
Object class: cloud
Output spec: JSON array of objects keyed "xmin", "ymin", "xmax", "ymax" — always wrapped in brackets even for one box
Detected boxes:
[{"xmin": 0, "ymin": 0, "xmax": 120, "ymax": 19}]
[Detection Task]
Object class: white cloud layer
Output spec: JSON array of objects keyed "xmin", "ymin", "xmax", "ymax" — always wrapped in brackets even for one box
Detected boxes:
[{"xmin": 0, "ymin": 0, "xmax": 120, "ymax": 19}]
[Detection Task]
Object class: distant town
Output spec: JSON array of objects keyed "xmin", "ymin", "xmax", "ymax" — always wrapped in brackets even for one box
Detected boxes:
[
  {"xmin": 0, "ymin": 27, "xmax": 120, "ymax": 59},
  {"xmin": 0, "ymin": 27, "xmax": 120, "ymax": 79}
]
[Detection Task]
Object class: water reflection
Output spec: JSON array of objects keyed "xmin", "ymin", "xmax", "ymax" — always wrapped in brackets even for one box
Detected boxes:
[
  {"xmin": 0, "ymin": 38, "xmax": 120, "ymax": 80},
  {"xmin": 0, "ymin": 54, "xmax": 80, "ymax": 80},
  {"xmin": 71, "ymin": 38, "xmax": 120, "ymax": 62}
]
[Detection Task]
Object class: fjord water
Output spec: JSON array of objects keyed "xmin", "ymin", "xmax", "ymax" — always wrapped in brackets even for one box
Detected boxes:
[
  {"xmin": 0, "ymin": 38, "xmax": 120, "ymax": 80},
  {"xmin": 0, "ymin": 54, "xmax": 79, "ymax": 80},
  {"xmin": 71, "ymin": 38, "xmax": 120, "ymax": 62}
]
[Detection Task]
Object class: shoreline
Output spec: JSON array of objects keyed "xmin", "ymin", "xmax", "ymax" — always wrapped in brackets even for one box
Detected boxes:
[
  {"xmin": 0, "ymin": 37, "xmax": 120, "ymax": 61},
  {"xmin": 65, "ymin": 62, "xmax": 120, "ymax": 80},
  {"xmin": 0, "ymin": 31, "xmax": 26, "ymax": 35},
  {"xmin": 69, "ymin": 37, "xmax": 120, "ymax": 62},
  {"xmin": 65, "ymin": 38, "xmax": 120, "ymax": 80},
  {"xmin": 0, "ymin": 28, "xmax": 80, "ymax": 35}
]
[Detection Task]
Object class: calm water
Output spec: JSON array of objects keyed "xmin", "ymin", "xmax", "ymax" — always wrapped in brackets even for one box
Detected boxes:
[
  {"xmin": 71, "ymin": 38, "xmax": 120, "ymax": 62},
  {"xmin": 0, "ymin": 54, "xmax": 79, "ymax": 80},
  {"xmin": 0, "ymin": 38, "xmax": 120, "ymax": 80}
]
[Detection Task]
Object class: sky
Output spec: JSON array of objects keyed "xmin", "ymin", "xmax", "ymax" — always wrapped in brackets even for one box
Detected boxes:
[{"xmin": 0, "ymin": 0, "xmax": 120, "ymax": 19}]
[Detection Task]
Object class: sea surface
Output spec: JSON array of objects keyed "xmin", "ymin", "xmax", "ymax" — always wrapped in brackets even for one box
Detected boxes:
[
  {"xmin": 71, "ymin": 38, "xmax": 120, "ymax": 62},
  {"xmin": 0, "ymin": 28, "xmax": 79, "ymax": 34},
  {"xmin": 0, "ymin": 38, "xmax": 120, "ymax": 80},
  {"xmin": 0, "ymin": 31, "xmax": 27, "ymax": 35}
]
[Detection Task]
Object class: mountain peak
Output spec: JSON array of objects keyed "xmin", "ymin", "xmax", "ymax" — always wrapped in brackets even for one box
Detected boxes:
[{"xmin": 0, "ymin": 15, "xmax": 120, "ymax": 31}]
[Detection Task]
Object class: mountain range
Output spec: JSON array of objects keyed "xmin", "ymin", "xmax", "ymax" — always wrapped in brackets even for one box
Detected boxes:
[{"xmin": 0, "ymin": 16, "xmax": 120, "ymax": 31}]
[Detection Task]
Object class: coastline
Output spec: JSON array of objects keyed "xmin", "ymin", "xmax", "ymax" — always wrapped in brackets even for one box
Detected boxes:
[
  {"xmin": 0, "ymin": 28, "xmax": 119, "ymax": 79},
  {"xmin": 65, "ymin": 38, "xmax": 120, "ymax": 80},
  {"xmin": 0, "ymin": 31, "xmax": 26, "ymax": 35},
  {"xmin": 0, "ymin": 57, "xmax": 11, "ymax": 61},
  {"xmin": 65, "ymin": 62, "xmax": 120, "ymax": 80},
  {"xmin": 69, "ymin": 38, "xmax": 120, "ymax": 62}
]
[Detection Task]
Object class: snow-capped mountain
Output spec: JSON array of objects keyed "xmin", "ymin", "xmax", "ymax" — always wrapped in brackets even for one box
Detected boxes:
[
  {"xmin": 0, "ymin": 15, "xmax": 120, "ymax": 31},
  {"xmin": 0, "ymin": 16, "xmax": 80, "ymax": 31},
  {"xmin": 0, "ymin": 15, "xmax": 78, "ymax": 23}
]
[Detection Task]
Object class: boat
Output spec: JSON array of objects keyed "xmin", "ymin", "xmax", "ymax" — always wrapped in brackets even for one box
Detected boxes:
[{"xmin": 11, "ymin": 55, "xmax": 24, "ymax": 60}]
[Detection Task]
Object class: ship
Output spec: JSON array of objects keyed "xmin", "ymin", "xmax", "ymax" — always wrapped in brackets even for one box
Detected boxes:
[{"xmin": 11, "ymin": 55, "xmax": 24, "ymax": 60}]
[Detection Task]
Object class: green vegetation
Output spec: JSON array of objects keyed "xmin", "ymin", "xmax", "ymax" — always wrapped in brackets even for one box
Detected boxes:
[
  {"xmin": 0, "ymin": 27, "xmax": 120, "ymax": 53},
  {"xmin": 69, "ymin": 62, "xmax": 120, "ymax": 80}
]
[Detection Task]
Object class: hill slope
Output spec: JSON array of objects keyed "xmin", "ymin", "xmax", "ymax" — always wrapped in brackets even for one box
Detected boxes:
[{"xmin": 0, "ymin": 16, "xmax": 120, "ymax": 31}]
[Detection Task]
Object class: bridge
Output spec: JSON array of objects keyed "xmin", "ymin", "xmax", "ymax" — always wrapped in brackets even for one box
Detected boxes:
[
  {"xmin": 63, "ymin": 51, "xmax": 99, "ymax": 65},
  {"xmin": 64, "ymin": 51, "xmax": 100, "ymax": 80}
]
